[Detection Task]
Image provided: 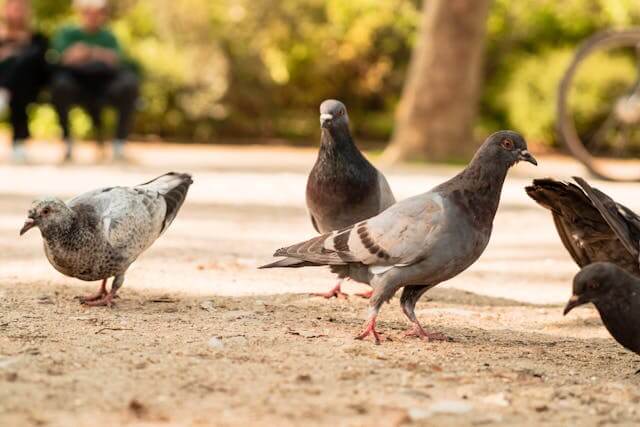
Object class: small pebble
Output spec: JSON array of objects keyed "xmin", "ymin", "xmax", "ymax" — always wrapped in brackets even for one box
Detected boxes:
[{"xmin": 208, "ymin": 337, "xmax": 224, "ymax": 350}]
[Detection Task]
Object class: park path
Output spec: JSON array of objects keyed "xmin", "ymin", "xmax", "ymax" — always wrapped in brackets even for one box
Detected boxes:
[{"xmin": 1, "ymin": 138, "xmax": 637, "ymax": 304}]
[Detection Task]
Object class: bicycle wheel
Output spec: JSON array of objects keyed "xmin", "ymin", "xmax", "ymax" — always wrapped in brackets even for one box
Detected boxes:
[{"xmin": 557, "ymin": 29, "xmax": 640, "ymax": 181}]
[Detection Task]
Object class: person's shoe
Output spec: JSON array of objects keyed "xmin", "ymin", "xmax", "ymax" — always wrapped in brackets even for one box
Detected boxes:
[
  {"xmin": 96, "ymin": 143, "xmax": 108, "ymax": 163},
  {"xmin": 0, "ymin": 89, "xmax": 11, "ymax": 116},
  {"xmin": 112, "ymin": 139, "xmax": 127, "ymax": 163},
  {"xmin": 11, "ymin": 143, "xmax": 27, "ymax": 164},
  {"xmin": 62, "ymin": 139, "xmax": 73, "ymax": 163}
]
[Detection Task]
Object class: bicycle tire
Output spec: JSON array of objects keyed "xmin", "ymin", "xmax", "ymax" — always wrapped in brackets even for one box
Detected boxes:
[{"xmin": 557, "ymin": 28, "xmax": 640, "ymax": 181}]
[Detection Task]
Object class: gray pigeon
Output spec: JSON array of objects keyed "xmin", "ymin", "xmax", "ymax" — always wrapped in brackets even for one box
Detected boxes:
[
  {"xmin": 306, "ymin": 99, "xmax": 395, "ymax": 298},
  {"xmin": 20, "ymin": 172, "xmax": 193, "ymax": 307},
  {"xmin": 526, "ymin": 177, "xmax": 640, "ymax": 275},
  {"xmin": 261, "ymin": 131, "xmax": 537, "ymax": 343},
  {"xmin": 564, "ymin": 262, "xmax": 640, "ymax": 360}
]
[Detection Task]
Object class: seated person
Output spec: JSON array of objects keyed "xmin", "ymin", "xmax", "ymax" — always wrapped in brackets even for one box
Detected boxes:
[
  {"xmin": 0, "ymin": 0, "xmax": 48, "ymax": 163},
  {"xmin": 51, "ymin": 0, "xmax": 138, "ymax": 162}
]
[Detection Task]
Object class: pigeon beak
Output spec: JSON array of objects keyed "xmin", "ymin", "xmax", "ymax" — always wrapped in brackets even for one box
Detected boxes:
[
  {"xmin": 320, "ymin": 113, "xmax": 333, "ymax": 129},
  {"xmin": 518, "ymin": 150, "xmax": 538, "ymax": 166},
  {"xmin": 20, "ymin": 218, "xmax": 36, "ymax": 236},
  {"xmin": 563, "ymin": 294, "xmax": 584, "ymax": 315}
]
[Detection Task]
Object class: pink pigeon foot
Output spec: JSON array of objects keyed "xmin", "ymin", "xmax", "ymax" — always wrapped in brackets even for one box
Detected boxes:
[
  {"xmin": 355, "ymin": 289, "xmax": 373, "ymax": 299},
  {"xmin": 81, "ymin": 292, "xmax": 116, "ymax": 307},
  {"xmin": 404, "ymin": 323, "xmax": 449, "ymax": 342},
  {"xmin": 78, "ymin": 279, "xmax": 108, "ymax": 303},
  {"xmin": 355, "ymin": 316, "xmax": 384, "ymax": 345},
  {"xmin": 312, "ymin": 283, "xmax": 348, "ymax": 299}
]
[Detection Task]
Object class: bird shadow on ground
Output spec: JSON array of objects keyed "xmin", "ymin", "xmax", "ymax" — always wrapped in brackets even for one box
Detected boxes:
[{"xmin": 424, "ymin": 287, "xmax": 535, "ymax": 307}]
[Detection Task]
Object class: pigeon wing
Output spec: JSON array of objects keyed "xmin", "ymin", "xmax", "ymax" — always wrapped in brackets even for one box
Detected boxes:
[
  {"xmin": 573, "ymin": 177, "xmax": 640, "ymax": 259},
  {"xmin": 376, "ymin": 171, "xmax": 396, "ymax": 211},
  {"xmin": 270, "ymin": 192, "xmax": 444, "ymax": 269},
  {"xmin": 526, "ymin": 178, "xmax": 612, "ymax": 266},
  {"xmin": 69, "ymin": 187, "xmax": 166, "ymax": 251}
]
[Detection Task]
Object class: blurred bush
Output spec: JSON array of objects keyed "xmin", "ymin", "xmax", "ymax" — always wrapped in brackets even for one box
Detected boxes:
[
  {"xmin": 16, "ymin": 0, "xmax": 640, "ymax": 145},
  {"xmin": 483, "ymin": 0, "xmax": 640, "ymax": 145}
]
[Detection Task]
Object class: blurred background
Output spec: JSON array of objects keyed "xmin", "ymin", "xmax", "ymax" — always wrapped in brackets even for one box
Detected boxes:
[{"xmin": 2, "ymin": 0, "xmax": 640, "ymax": 164}]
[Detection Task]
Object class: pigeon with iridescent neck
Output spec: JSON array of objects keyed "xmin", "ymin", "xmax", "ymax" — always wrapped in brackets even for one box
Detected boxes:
[
  {"xmin": 262, "ymin": 131, "xmax": 537, "ymax": 343},
  {"xmin": 305, "ymin": 99, "xmax": 395, "ymax": 299}
]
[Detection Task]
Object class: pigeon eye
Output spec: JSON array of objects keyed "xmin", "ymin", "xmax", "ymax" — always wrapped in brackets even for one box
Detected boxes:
[
  {"xmin": 42, "ymin": 208, "xmax": 50, "ymax": 215},
  {"xmin": 587, "ymin": 281, "xmax": 599, "ymax": 290},
  {"xmin": 501, "ymin": 139, "xmax": 514, "ymax": 150}
]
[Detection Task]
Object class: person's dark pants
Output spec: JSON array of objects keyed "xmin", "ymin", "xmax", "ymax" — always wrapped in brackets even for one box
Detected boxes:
[
  {"xmin": 0, "ymin": 45, "xmax": 49, "ymax": 144},
  {"xmin": 50, "ymin": 67, "xmax": 139, "ymax": 142}
]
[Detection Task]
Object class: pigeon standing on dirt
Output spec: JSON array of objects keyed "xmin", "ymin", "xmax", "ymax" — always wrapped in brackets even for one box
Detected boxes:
[
  {"xmin": 305, "ymin": 99, "xmax": 395, "ymax": 299},
  {"xmin": 564, "ymin": 262, "xmax": 640, "ymax": 359},
  {"xmin": 526, "ymin": 177, "xmax": 640, "ymax": 274},
  {"xmin": 261, "ymin": 131, "xmax": 537, "ymax": 343},
  {"xmin": 20, "ymin": 172, "xmax": 193, "ymax": 307}
]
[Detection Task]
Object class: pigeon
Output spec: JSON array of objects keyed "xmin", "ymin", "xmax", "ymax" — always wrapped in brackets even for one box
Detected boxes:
[
  {"xmin": 526, "ymin": 177, "xmax": 640, "ymax": 275},
  {"xmin": 564, "ymin": 262, "xmax": 640, "ymax": 360},
  {"xmin": 20, "ymin": 172, "xmax": 193, "ymax": 307},
  {"xmin": 306, "ymin": 99, "xmax": 395, "ymax": 299},
  {"xmin": 261, "ymin": 131, "xmax": 537, "ymax": 343}
]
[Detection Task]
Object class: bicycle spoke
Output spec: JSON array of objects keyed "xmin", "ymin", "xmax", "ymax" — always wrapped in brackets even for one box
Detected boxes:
[
  {"xmin": 587, "ymin": 111, "xmax": 618, "ymax": 153},
  {"xmin": 616, "ymin": 124, "xmax": 633, "ymax": 156}
]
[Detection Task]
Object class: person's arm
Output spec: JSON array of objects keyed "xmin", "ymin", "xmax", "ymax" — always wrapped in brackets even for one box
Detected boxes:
[
  {"xmin": 88, "ymin": 30, "xmax": 121, "ymax": 66},
  {"xmin": 89, "ymin": 45, "xmax": 119, "ymax": 65},
  {"xmin": 0, "ymin": 26, "xmax": 33, "ymax": 60},
  {"xmin": 61, "ymin": 42, "xmax": 92, "ymax": 64}
]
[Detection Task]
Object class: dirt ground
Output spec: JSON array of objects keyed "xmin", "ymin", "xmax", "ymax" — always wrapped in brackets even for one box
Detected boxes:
[{"xmin": 1, "ymin": 140, "xmax": 640, "ymax": 426}]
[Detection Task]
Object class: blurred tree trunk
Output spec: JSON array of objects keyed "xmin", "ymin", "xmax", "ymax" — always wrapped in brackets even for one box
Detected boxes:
[{"xmin": 384, "ymin": 0, "xmax": 491, "ymax": 163}]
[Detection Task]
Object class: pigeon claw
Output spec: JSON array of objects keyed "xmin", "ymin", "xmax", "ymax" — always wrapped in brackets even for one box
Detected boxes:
[
  {"xmin": 312, "ymin": 283, "xmax": 348, "ymax": 299},
  {"xmin": 77, "ymin": 279, "xmax": 108, "ymax": 304},
  {"xmin": 355, "ymin": 317, "xmax": 383, "ymax": 345},
  {"xmin": 78, "ymin": 291, "xmax": 108, "ymax": 303},
  {"xmin": 80, "ymin": 293, "xmax": 115, "ymax": 308},
  {"xmin": 404, "ymin": 324, "xmax": 449, "ymax": 342},
  {"xmin": 355, "ymin": 289, "xmax": 373, "ymax": 299}
]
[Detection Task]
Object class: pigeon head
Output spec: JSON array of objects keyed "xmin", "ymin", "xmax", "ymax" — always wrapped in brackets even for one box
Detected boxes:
[
  {"xmin": 476, "ymin": 130, "xmax": 537, "ymax": 169},
  {"xmin": 319, "ymin": 99, "xmax": 350, "ymax": 134},
  {"xmin": 564, "ymin": 262, "xmax": 620, "ymax": 315},
  {"xmin": 20, "ymin": 197, "xmax": 72, "ymax": 236}
]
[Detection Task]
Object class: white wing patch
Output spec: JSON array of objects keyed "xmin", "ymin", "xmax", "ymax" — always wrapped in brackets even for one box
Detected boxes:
[{"xmin": 103, "ymin": 217, "xmax": 112, "ymax": 240}]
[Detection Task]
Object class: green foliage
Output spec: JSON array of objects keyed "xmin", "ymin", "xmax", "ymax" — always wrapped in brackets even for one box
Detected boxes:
[
  {"xmin": 498, "ymin": 49, "xmax": 573, "ymax": 144},
  {"xmin": 483, "ymin": 0, "xmax": 640, "ymax": 144},
  {"xmin": 14, "ymin": 0, "xmax": 640, "ymax": 144}
]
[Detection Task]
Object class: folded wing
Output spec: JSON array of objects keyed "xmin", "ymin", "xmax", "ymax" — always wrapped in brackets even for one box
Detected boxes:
[{"xmin": 263, "ymin": 193, "xmax": 444, "ymax": 270}]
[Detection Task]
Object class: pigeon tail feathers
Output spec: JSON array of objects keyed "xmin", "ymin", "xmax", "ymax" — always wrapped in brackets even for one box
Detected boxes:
[
  {"xmin": 573, "ymin": 176, "xmax": 639, "ymax": 258},
  {"xmin": 137, "ymin": 172, "xmax": 193, "ymax": 233}
]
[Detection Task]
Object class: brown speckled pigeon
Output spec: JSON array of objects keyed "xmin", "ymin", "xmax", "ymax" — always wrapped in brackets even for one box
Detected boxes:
[
  {"xmin": 305, "ymin": 99, "xmax": 395, "ymax": 299},
  {"xmin": 565, "ymin": 262, "xmax": 640, "ymax": 366},
  {"xmin": 526, "ymin": 177, "xmax": 640, "ymax": 275},
  {"xmin": 261, "ymin": 131, "xmax": 537, "ymax": 343},
  {"xmin": 20, "ymin": 172, "xmax": 193, "ymax": 307}
]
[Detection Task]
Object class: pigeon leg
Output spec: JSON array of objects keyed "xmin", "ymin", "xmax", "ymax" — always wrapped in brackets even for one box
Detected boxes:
[
  {"xmin": 400, "ymin": 285, "xmax": 448, "ymax": 342},
  {"xmin": 78, "ymin": 279, "xmax": 108, "ymax": 303},
  {"xmin": 81, "ymin": 274, "xmax": 124, "ymax": 307},
  {"xmin": 312, "ymin": 281, "xmax": 348, "ymax": 299},
  {"xmin": 355, "ymin": 285, "xmax": 398, "ymax": 344},
  {"xmin": 355, "ymin": 307, "xmax": 383, "ymax": 344}
]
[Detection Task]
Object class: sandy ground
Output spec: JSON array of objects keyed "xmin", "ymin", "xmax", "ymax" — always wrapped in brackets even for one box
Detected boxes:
[{"xmin": 1, "ymin": 139, "xmax": 640, "ymax": 426}]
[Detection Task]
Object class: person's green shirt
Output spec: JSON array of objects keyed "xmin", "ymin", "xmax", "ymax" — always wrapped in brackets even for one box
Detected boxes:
[{"xmin": 52, "ymin": 25, "xmax": 122, "ymax": 59}]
